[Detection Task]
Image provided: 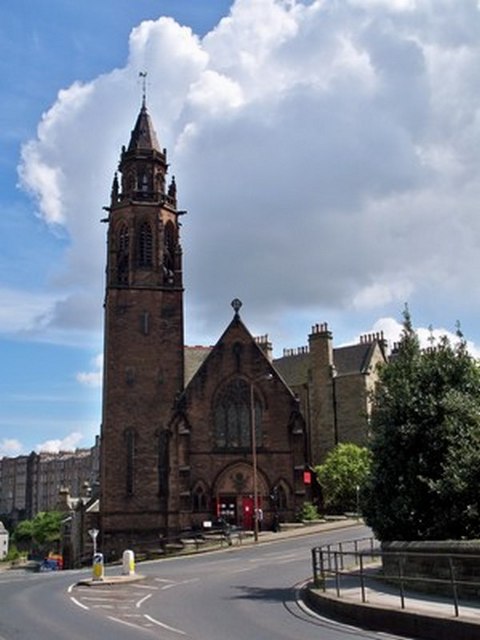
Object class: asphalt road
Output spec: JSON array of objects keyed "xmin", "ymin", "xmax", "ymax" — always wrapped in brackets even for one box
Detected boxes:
[{"xmin": 0, "ymin": 524, "xmax": 414, "ymax": 640}]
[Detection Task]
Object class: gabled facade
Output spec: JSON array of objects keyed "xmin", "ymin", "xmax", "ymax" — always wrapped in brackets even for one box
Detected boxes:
[{"xmin": 171, "ymin": 305, "xmax": 306, "ymax": 531}]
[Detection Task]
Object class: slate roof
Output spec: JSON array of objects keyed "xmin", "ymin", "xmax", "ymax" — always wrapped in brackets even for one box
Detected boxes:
[
  {"xmin": 273, "ymin": 341, "xmax": 378, "ymax": 388},
  {"xmin": 334, "ymin": 342, "xmax": 377, "ymax": 375},
  {"xmin": 272, "ymin": 352, "xmax": 309, "ymax": 387},
  {"xmin": 184, "ymin": 340, "xmax": 380, "ymax": 390},
  {"xmin": 184, "ymin": 346, "xmax": 212, "ymax": 385},
  {"xmin": 127, "ymin": 102, "xmax": 161, "ymax": 152}
]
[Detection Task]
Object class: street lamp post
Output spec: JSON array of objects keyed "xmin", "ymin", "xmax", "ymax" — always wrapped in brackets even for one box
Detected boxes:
[
  {"xmin": 249, "ymin": 373, "xmax": 273, "ymax": 542},
  {"xmin": 250, "ymin": 381, "xmax": 260, "ymax": 542}
]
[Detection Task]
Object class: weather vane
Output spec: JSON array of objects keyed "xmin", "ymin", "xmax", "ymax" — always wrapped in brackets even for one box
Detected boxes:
[{"xmin": 139, "ymin": 71, "xmax": 148, "ymax": 106}]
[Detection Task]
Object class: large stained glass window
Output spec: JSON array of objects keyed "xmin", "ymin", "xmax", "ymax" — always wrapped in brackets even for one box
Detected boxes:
[{"xmin": 214, "ymin": 378, "xmax": 262, "ymax": 449}]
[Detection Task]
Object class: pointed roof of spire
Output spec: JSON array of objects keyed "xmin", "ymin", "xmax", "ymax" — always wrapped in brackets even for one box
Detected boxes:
[{"xmin": 127, "ymin": 101, "xmax": 161, "ymax": 153}]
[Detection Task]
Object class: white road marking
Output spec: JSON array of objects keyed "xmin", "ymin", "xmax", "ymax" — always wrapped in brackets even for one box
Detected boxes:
[
  {"xmin": 160, "ymin": 578, "xmax": 199, "ymax": 590},
  {"xmin": 70, "ymin": 597, "xmax": 89, "ymax": 610},
  {"xmin": 136, "ymin": 593, "xmax": 152, "ymax": 608},
  {"xmin": 107, "ymin": 616, "xmax": 143, "ymax": 630},
  {"xmin": 81, "ymin": 596, "xmax": 122, "ymax": 601},
  {"xmin": 134, "ymin": 584, "xmax": 159, "ymax": 590},
  {"xmin": 230, "ymin": 567, "xmax": 252, "ymax": 574},
  {"xmin": 143, "ymin": 614, "xmax": 186, "ymax": 635}
]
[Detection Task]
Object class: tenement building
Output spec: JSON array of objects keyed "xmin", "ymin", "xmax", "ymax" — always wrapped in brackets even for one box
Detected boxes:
[
  {"xmin": 99, "ymin": 100, "xmax": 387, "ymax": 553},
  {"xmin": 0, "ymin": 438, "xmax": 100, "ymax": 525}
]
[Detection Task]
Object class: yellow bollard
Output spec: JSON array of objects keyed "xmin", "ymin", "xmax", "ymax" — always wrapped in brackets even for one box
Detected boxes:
[
  {"xmin": 92, "ymin": 552, "xmax": 104, "ymax": 581},
  {"xmin": 122, "ymin": 549, "xmax": 135, "ymax": 576}
]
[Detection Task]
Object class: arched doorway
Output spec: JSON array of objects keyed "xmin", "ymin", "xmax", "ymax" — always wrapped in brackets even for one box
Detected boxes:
[{"xmin": 213, "ymin": 462, "xmax": 269, "ymax": 530}]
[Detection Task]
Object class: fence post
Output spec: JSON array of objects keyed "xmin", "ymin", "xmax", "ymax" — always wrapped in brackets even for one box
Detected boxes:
[
  {"xmin": 448, "ymin": 556, "xmax": 459, "ymax": 617},
  {"xmin": 359, "ymin": 553, "xmax": 366, "ymax": 603},
  {"xmin": 334, "ymin": 552, "xmax": 341, "ymax": 597},
  {"xmin": 398, "ymin": 555, "xmax": 405, "ymax": 610},
  {"xmin": 312, "ymin": 548, "xmax": 319, "ymax": 587},
  {"xmin": 339, "ymin": 542, "xmax": 344, "ymax": 570}
]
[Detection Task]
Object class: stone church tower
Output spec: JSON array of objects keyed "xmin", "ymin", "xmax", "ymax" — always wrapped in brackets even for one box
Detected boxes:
[{"xmin": 100, "ymin": 99, "xmax": 184, "ymax": 551}]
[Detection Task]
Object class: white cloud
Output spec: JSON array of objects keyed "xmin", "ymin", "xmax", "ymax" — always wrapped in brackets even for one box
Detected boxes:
[
  {"xmin": 348, "ymin": 0, "xmax": 417, "ymax": 11},
  {"xmin": 0, "ymin": 287, "xmax": 57, "ymax": 334},
  {"xmin": 16, "ymin": 0, "xmax": 480, "ymax": 350},
  {"xmin": 36, "ymin": 431, "xmax": 83, "ymax": 454},
  {"xmin": 0, "ymin": 438, "xmax": 23, "ymax": 458},
  {"xmin": 76, "ymin": 354, "xmax": 103, "ymax": 388}
]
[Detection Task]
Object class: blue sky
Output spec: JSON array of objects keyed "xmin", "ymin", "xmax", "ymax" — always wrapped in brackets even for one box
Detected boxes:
[{"xmin": 2, "ymin": 0, "xmax": 480, "ymax": 456}]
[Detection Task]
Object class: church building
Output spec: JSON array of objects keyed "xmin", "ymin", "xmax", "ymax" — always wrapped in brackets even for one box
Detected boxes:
[{"xmin": 99, "ymin": 100, "xmax": 387, "ymax": 554}]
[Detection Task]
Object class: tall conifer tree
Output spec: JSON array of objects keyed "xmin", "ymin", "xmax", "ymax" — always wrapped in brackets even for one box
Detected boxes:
[{"xmin": 363, "ymin": 308, "xmax": 480, "ymax": 540}]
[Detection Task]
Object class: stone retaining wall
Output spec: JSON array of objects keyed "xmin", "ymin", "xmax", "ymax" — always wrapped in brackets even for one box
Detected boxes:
[{"xmin": 381, "ymin": 540, "xmax": 480, "ymax": 598}]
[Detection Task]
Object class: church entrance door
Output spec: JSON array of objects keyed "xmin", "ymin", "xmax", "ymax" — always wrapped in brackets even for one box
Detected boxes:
[
  {"xmin": 242, "ymin": 496, "xmax": 254, "ymax": 530},
  {"xmin": 242, "ymin": 496, "xmax": 262, "ymax": 531}
]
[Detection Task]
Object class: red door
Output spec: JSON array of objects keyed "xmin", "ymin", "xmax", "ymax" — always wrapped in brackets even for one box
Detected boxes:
[{"xmin": 242, "ymin": 497, "xmax": 254, "ymax": 530}]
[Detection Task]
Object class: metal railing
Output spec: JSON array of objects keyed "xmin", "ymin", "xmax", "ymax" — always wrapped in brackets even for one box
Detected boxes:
[{"xmin": 311, "ymin": 538, "xmax": 480, "ymax": 617}]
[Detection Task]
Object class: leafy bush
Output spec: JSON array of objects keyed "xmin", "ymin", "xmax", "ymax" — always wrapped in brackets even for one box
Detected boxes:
[
  {"xmin": 315, "ymin": 443, "xmax": 371, "ymax": 513},
  {"xmin": 298, "ymin": 501, "xmax": 320, "ymax": 521}
]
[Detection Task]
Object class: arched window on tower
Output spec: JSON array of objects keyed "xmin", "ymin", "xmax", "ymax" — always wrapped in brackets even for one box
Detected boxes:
[
  {"xmin": 124, "ymin": 428, "xmax": 136, "ymax": 496},
  {"xmin": 158, "ymin": 429, "xmax": 171, "ymax": 500},
  {"xmin": 117, "ymin": 223, "xmax": 129, "ymax": 285},
  {"xmin": 214, "ymin": 378, "xmax": 262, "ymax": 450},
  {"xmin": 163, "ymin": 221, "xmax": 175, "ymax": 283},
  {"xmin": 138, "ymin": 222, "xmax": 153, "ymax": 267}
]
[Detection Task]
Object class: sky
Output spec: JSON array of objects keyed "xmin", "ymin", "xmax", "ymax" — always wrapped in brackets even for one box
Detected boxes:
[{"xmin": 1, "ymin": 0, "xmax": 480, "ymax": 457}]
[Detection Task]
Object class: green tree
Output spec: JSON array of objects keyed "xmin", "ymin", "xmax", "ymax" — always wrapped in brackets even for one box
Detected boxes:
[
  {"xmin": 315, "ymin": 443, "xmax": 372, "ymax": 513},
  {"xmin": 31, "ymin": 511, "xmax": 63, "ymax": 548},
  {"xmin": 13, "ymin": 511, "xmax": 63, "ymax": 555},
  {"xmin": 362, "ymin": 308, "xmax": 480, "ymax": 541},
  {"xmin": 12, "ymin": 519, "xmax": 33, "ymax": 550}
]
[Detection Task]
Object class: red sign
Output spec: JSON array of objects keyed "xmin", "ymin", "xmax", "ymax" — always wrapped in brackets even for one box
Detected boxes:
[{"xmin": 303, "ymin": 471, "xmax": 311, "ymax": 485}]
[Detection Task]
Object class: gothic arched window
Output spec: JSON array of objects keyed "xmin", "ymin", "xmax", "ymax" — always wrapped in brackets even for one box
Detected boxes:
[
  {"xmin": 117, "ymin": 223, "xmax": 129, "ymax": 284},
  {"xmin": 214, "ymin": 378, "xmax": 262, "ymax": 450},
  {"xmin": 163, "ymin": 221, "xmax": 175, "ymax": 281},
  {"xmin": 138, "ymin": 221, "xmax": 153, "ymax": 267},
  {"xmin": 277, "ymin": 484, "xmax": 288, "ymax": 510},
  {"xmin": 192, "ymin": 483, "xmax": 209, "ymax": 513},
  {"xmin": 158, "ymin": 429, "xmax": 171, "ymax": 500}
]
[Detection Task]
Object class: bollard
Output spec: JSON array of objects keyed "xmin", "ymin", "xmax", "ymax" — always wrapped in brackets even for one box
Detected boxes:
[
  {"xmin": 122, "ymin": 549, "xmax": 135, "ymax": 576},
  {"xmin": 92, "ymin": 552, "xmax": 104, "ymax": 581}
]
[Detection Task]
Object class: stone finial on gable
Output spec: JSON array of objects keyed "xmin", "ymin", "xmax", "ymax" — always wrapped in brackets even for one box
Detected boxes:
[{"xmin": 231, "ymin": 298, "xmax": 242, "ymax": 318}]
